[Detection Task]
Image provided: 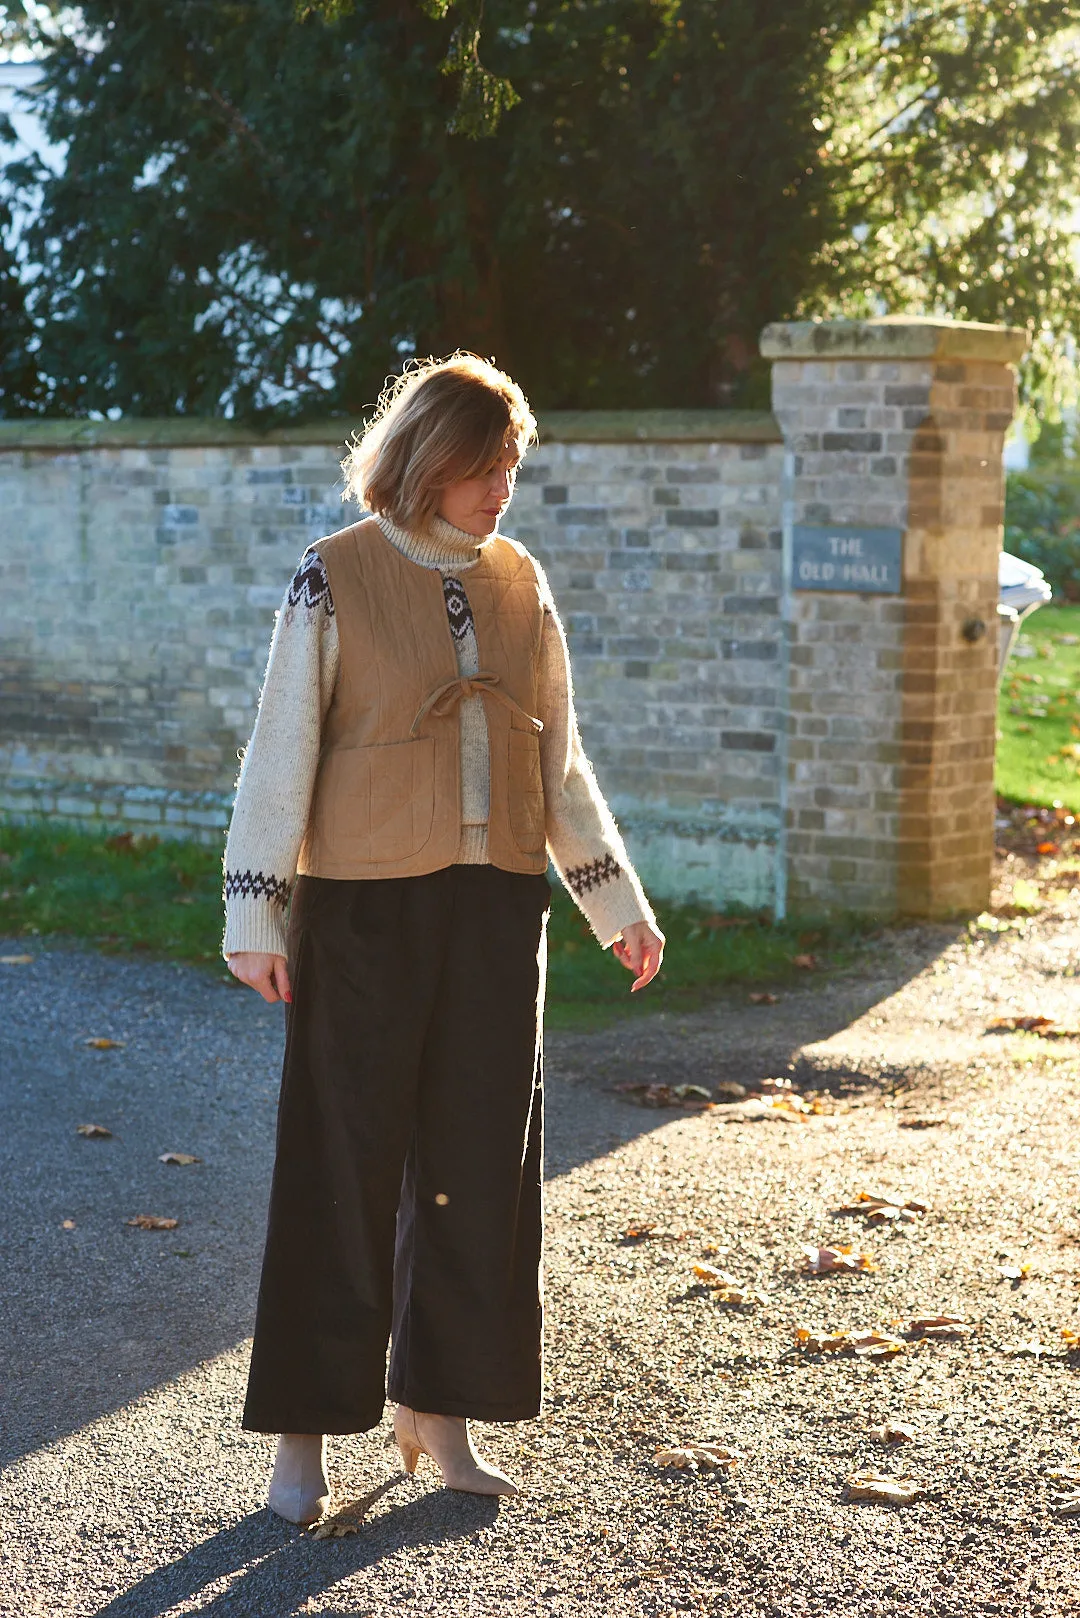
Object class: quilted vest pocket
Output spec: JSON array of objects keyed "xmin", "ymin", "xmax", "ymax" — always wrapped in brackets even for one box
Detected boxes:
[
  {"xmin": 315, "ymin": 736, "xmax": 436, "ymax": 861},
  {"xmin": 507, "ymin": 728, "xmax": 546, "ymax": 853}
]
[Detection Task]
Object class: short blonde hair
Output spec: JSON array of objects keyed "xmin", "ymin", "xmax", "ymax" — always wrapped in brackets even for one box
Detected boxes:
[{"xmin": 344, "ymin": 352, "xmax": 538, "ymax": 532}]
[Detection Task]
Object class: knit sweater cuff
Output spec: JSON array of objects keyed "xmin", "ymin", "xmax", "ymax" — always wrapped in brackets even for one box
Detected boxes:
[
  {"xmin": 571, "ymin": 866, "xmax": 658, "ymax": 949},
  {"xmin": 222, "ymin": 895, "xmax": 290, "ymax": 960}
]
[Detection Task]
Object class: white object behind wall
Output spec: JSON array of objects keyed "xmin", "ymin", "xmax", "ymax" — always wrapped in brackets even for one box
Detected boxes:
[{"xmin": 0, "ymin": 61, "xmax": 62, "ymax": 173}]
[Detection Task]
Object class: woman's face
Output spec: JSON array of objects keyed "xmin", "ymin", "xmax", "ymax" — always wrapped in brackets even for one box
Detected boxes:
[{"xmin": 437, "ymin": 440, "xmax": 521, "ymax": 538}]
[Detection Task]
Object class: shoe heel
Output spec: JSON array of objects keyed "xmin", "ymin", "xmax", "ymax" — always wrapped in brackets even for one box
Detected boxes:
[
  {"xmin": 396, "ymin": 1433, "xmax": 422, "ymax": 1474},
  {"xmin": 393, "ymin": 1407, "xmax": 425, "ymax": 1475}
]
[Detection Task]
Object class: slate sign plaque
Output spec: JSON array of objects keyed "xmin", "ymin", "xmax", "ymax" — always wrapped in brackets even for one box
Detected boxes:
[{"xmin": 792, "ymin": 523, "xmax": 903, "ymax": 594}]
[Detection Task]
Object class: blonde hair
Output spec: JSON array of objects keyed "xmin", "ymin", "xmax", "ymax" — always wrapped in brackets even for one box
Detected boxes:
[{"xmin": 344, "ymin": 352, "xmax": 538, "ymax": 532}]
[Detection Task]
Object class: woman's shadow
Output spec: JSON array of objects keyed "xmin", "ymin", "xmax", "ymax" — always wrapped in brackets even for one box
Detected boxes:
[{"xmin": 95, "ymin": 1478, "xmax": 499, "ymax": 1618}]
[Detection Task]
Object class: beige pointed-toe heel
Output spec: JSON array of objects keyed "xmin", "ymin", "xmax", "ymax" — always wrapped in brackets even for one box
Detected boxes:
[
  {"xmin": 393, "ymin": 1405, "xmax": 518, "ymax": 1497},
  {"xmin": 267, "ymin": 1432, "xmax": 331, "ymax": 1525}
]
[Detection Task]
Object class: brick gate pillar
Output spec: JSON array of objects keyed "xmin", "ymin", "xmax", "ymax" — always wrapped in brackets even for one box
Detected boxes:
[{"xmin": 760, "ymin": 317, "xmax": 1028, "ymax": 918}]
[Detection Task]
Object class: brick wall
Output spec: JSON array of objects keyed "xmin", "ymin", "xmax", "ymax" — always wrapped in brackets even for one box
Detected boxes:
[
  {"xmin": 763, "ymin": 319, "xmax": 1024, "ymax": 919},
  {"xmin": 771, "ymin": 356, "xmax": 923, "ymax": 913},
  {"xmin": 0, "ymin": 320, "xmax": 1024, "ymax": 919},
  {"xmin": 0, "ymin": 414, "xmax": 784, "ymax": 908}
]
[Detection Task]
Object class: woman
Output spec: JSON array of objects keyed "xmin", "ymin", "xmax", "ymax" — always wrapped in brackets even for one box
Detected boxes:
[{"xmin": 223, "ymin": 353, "xmax": 664, "ymax": 1525}]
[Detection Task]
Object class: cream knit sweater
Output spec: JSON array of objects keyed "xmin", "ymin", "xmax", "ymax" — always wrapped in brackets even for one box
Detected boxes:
[{"xmin": 222, "ymin": 512, "xmax": 657, "ymax": 958}]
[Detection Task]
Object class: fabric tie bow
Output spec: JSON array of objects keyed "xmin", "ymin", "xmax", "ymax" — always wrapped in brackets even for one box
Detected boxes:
[{"xmin": 410, "ymin": 671, "xmax": 543, "ymax": 738}]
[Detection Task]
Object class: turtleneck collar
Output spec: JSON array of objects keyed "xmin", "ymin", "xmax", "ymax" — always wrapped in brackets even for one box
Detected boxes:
[{"xmin": 374, "ymin": 511, "xmax": 488, "ymax": 572}]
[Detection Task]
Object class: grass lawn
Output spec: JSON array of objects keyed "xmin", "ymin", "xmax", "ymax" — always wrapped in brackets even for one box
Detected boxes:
[
  {"xmin": 0, "ymin": 820, "xmax": 870, "ymax": 1029},
  {"xmin": 996, "ymin": 603, "xmax": 1080, "ymax": 814}
]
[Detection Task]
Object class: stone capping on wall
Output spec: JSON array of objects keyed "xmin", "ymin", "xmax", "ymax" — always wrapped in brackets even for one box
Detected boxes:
[
  {"xmin": 760, "ymin": 315, "xmax": 1028, "ymax": 365},
  {"xmin": 0, "ymin": 408, "xmax": 782, "ymax": 452}
]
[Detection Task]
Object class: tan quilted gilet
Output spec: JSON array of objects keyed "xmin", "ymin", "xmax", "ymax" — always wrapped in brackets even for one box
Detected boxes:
[{"xmin": 296, "ymin": 518, "xmax": 548, "ymax": 880}]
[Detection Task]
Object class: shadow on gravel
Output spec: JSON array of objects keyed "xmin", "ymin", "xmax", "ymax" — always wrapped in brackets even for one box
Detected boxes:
[
  {"xmin": 2, "ymin": 926, "xmax": 959, "ymax": 1472},
  {"xmin": 545, "ymin": 923, "xmax": 966, "ymax": 1137},
  {"xmin": 93, "ymin": 1492, "xmax": 499, "ymax": 1618}
]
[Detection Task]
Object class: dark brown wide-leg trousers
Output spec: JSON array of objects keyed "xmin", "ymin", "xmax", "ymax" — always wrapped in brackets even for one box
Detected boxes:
[{"xmin": 242, "ymin": 864, "xmax": 551, "ymax": 1435}]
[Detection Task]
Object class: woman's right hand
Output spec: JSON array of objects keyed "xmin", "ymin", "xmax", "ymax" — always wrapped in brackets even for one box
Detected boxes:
[{"xmin": 227, "ymin": 952, "xmax": 292, "ymax": 1004}]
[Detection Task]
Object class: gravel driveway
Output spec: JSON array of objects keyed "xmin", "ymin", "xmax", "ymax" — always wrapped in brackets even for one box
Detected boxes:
[{"xmin": 2, "ymin": 897, "xmax": 1080, "ymax": 1617}]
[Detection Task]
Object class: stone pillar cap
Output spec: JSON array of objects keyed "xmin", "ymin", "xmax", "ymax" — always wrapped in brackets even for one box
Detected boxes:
[{"xmin": 760, "ymin": 315, "xmax": 1028, "ymax": 364}]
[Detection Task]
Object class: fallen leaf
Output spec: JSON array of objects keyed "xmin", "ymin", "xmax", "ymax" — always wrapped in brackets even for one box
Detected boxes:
[
  {"xmin": 849, "ymin": 1331, "xmax": 906, "ymax": 1359},
  {"xmin": 1006, "ymin": 1337, "xmax": 1049, "ymax": 1359},
  {"xmin": 713, "ymin": 1081, "xmax": 748, "ymax": 1103},
  {"xmin": 0, "ymin": 954, "xmax": 33, "ymax": 965},
  {"xmin": 792, "ymin": 953, "xmax": 818, "ymax": 970},
  {"xmin": 159, "ymin": 1152, "xmax": 201, "ymax": 1166},
  {"xmin": 693, "ymin": 1263, "xmax": 740, "ymax": 1286},
  {"xmin": 76, "ymin": 1123, "xmax": 113, "ymax": 1139},
  {"xmin": 832, "ymin": 1191, "xmax": 927, "ymax": 1225},
  {"xmin": 1037, "ymin": 842, "xmax": 1058, "ymax": 855},
  {"xmin": 897, "ymin": 1117, "xmax": 947, "ymax": 1130},
  {"xmin": 772, "ymin": 1094, "xmax": 827, "ymax": 1118},
  {"xmin": 692, "ymin": 1263, "xmax": 768, "ymax": 1306},
  {"xmin": 308, "ymin": 1473, "xmax": 404, "ymax": 1534},
  {"xmin": 844, "ymin": 1469, "xmax": 922, "ymax": 1506},
  {"xmin": 1052, "ymin": 1493, "xmax": 1080, "ymax": 1518},
  {"xmin": 720, "ymin": 1097, "xmax": 811, "ymax": 1125},
  {"xmin": 311, "ymin": 1518, "xmax": 359, "ymax": 1539},
  {"xmin": 61, "ymin": 1219, "xmax": 76, "ymax": 1230},
  {"xmin": 748, "ymin": 992, "xmax": 779, "ymax": 1005},
  {"xmin": 126, "ymin": 1214, "xmax": 179, "ymax": 1230},
  {"xmin": 795, "ymin": 1328, "xmax": 849, "ymax": 1353},
  {"xmin": 83, "ymin": 1036, "xmax": 126, "ymax": 1050},
  {"xmin": 997, "ymin": 1262, "xmax": 1031, "ymax": 1281},
  {"xmin": 1062, "ymin": 1326, "xmax": 1080, "ymax": 1350},
  {"xmin": 610, "ymin": 1082, "xmax": 715, "ymax": 1110},
  {"xmin": 869, "ymin": 1421, "xmax": 916, "ymax": 1444},
  {"xmin": 906, "ymin": 1315, "xmax": 974, "ymax": 1339},
  {"xmin": 987, "ymin": 1014, "xmax": 1055, "ymax": 1033},
  {"xmin": 622, "ymin": 1222, "xmax": 658, "ymax": 1243},
  {"xmin": 802, "ymin": 1244, "xmax": 876, "ymax": 1276},
  {"xmin": 795, "ymin": 1327, "xmax": 904, "ymax": 1359},
  {"xmin": 714, "ymin": 1285, "xmax": 765, "ymax": 1306},
  {"xmin": 653, "ymin": 1443, "xmax": 742, "ymax": 1472}
]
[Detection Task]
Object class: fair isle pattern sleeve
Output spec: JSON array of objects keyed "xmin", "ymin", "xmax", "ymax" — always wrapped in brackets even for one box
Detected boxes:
[
  {"xmin": 222, "ymin": 549, "xmax": 339, "ymax": 959},
  {"xmin": 535, "ymin": 571, "xmax": 659, "ymax": 948}
]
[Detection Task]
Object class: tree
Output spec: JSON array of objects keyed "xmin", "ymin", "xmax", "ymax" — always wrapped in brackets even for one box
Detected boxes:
[
  {"xmin": 301, "ymin": 0, "xmax": 520, "ymax": 139},
  {"xmin": 3, "ymin": 1, "xmax": 1080, "ymax": 419},
  {"xmin": 817, "ymin": 3, "xmax": 1080, "ymax": 415},
  {"xmin": 0, "ymin": 195, "xmax": 47, "ymax": 411}
]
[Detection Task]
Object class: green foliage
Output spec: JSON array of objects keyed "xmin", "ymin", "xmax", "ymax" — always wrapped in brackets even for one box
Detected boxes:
[
  {"xmin": 0, "ymin": 2, "xmax": 65, "ymax": 54},
  {"xmin": 0, "ymin": 193, "xmax": 48, "ymax": 412},
  {"xmin": 0, "ymin": 821, "xmax": 225, "ymax": 962},
  {"xmin": 996, "ymin": 604, "xmax": 1080, "ymax": 813},
  {"xmin": 0, "ymin": 818, "xmax": 871, "ymax": 1025},
  {"xmin": 1005, "ymin": 471, "xmax": 1080, "ymax": 597},
  {"xmin": 545, "ymin": 895, "xmax": 868, "ymax": 1029},
  {"xmin": 301, "ymin": 0, "xmax": 518, "ymax": 138},
  {"xmin": 4, "ymin": 2, "xmax": 1080, "ymax": 417},
  {"xmin": 815, "ymin": 3, "xmax": 1080, "ymax": 413}
]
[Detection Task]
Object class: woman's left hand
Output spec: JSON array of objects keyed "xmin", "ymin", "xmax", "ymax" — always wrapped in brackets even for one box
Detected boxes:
[{"xmin": 612, "ymin": 921, "xmax": 665, "ymax": 993}]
